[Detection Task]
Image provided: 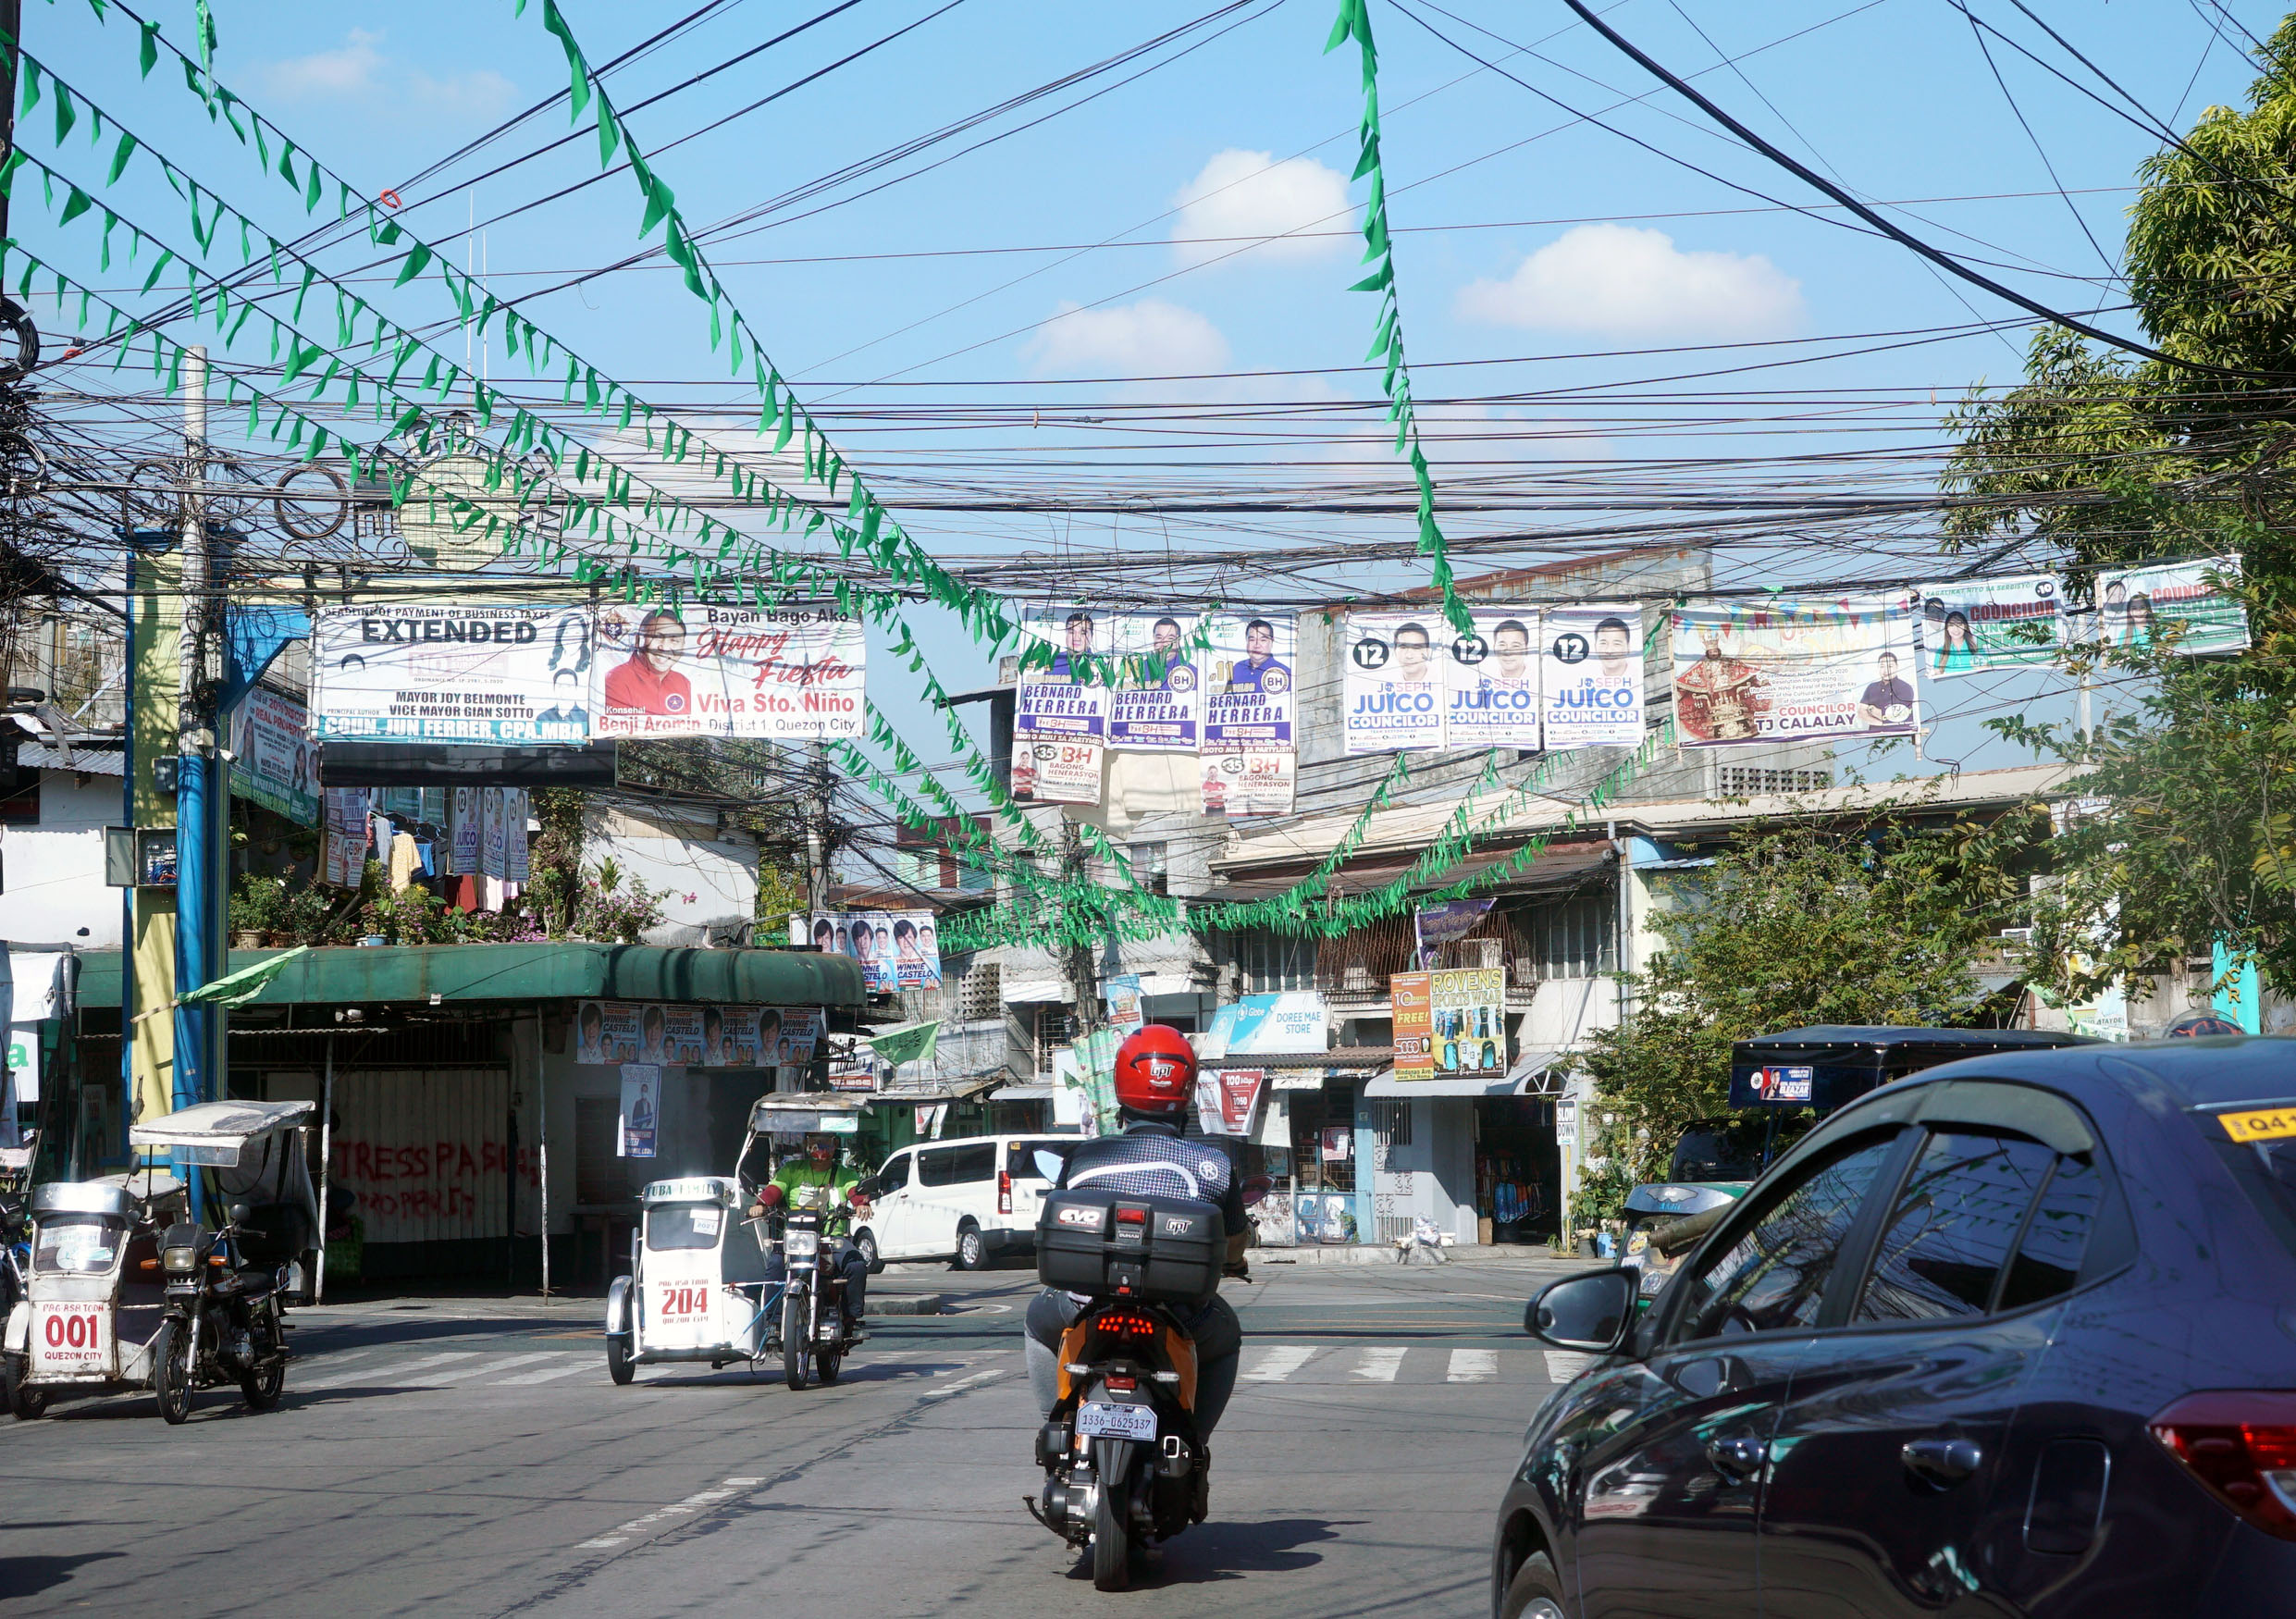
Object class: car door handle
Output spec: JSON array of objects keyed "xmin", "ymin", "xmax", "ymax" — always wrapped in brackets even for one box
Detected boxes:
[
  {"xmin": 1705, "ymin": 1436, "xmax": 1768, "ymax": 1478},
  {"xmin": 1902, "ymin": 1437, "xmax": 1983, "ymax": 1488}
]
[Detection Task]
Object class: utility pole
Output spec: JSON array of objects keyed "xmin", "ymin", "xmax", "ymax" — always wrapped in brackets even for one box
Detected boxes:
[
  {"xmin": 1060, "ymin": 817, "xmax": 1100, "ymax": 1043},
  {"xmin": 173, "ymin": 346, "xmax": 221, "ymax": 1116},
  {"xmin": 0, "ymin": 0, "xmax": 20, "ymax": 248},
  {"xmin": 804, "ymin": 740, "xmax": 831, "ymax": 913}
]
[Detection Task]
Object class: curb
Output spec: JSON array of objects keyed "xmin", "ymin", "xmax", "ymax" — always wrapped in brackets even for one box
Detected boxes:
[
  {"xmin": 867, "ymin": 1294, "xmax": 944, "ymax": 1316},
  {"xmin": 1256, "ymin": 1243, "xmax": 1562, "ymax": 1267}
]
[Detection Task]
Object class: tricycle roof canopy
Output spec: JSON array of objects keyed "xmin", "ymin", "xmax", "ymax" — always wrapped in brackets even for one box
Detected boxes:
[
  {"xmin": 130, "ymin": 1098, "xmax": 314, "ymax": 1167},
  {"xmin": 1729, "ymin": 1025, "xmax": 2096, "ymax": 1112}
]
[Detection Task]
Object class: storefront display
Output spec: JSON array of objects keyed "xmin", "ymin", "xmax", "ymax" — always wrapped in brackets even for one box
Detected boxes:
[{"xmin": 1475, "ymin": 1094, "xmax": 1558, "ymax": 1245}]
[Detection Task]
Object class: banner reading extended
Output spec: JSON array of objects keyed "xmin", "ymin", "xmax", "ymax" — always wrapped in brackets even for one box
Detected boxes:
[
  {"xmin": 313, "ymin": 604, "xmax": 590, "ymax": 743},
  {"xmin": 592, "ymin": 602, "xmax": 864, "ymax": 739},
  {"xmin": 1201, "ymin": 612, "xmax": 1296, "ymax": 815},
  {"xmin": 1671, "ymin": 596, "xmax": 1920, "ymax": 749}
]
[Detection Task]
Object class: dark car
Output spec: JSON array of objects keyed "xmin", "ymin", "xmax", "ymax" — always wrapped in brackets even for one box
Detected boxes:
[{"xmin": 1495, "ymin": 1036, "xmax": 2296, "ymax": 1618}]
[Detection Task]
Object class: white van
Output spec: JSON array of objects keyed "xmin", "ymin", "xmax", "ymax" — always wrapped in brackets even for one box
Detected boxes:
[{"xmin": 853, "ymin": 1133, "xmax": 1079, "ymax": 1271}]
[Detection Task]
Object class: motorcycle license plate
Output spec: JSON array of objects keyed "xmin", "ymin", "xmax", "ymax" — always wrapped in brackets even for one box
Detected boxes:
[{"xmin": 1076, "ymin": 1401, "xmax": 1156, "ymax": 1441}]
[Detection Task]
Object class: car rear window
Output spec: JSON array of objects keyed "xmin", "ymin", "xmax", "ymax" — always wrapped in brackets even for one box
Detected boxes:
[
  {"xmin": 919, "ymin": 1143, "xmax": 996, "ymax": 1187},
  {"xmin": 2201, "ymin": 1105, "xmax": 2296, "ymax": 1259},
  {"xmin": 1008, "ymin": 1140, "xmax": 1069, "ymax": 1180}
]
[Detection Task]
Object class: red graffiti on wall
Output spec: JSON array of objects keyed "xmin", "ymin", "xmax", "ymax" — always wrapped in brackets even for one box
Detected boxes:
[{"xmin": 331, "ymin": 1136, "xmax": 539, "ymax": 1225}]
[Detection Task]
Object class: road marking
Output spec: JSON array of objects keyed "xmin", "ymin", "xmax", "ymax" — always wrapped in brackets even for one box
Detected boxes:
[
  {"xmin": 1544, "ymin": 1351, "xmax": 1596, "ymax": 1383},
  {"xmin": 919, "ymin": 1369, "xmax": 1004, "ymax": 1403},
  {"xmin": 575, "ymin": 1478, "xmax": 766, "ymax": 1554},
  {"xmin": 425, "ymin": 1353, "xmax": 562, "ymax": 1383},
  {"xmin": 1352, "ymin": 1347, "xmax": 1406, "ymax": 1382},
  {"xmin": 1242, "ymin": 1345, "xmax": 1320, "ymax": 1382},
  {"xmin": 1448, "ymin": 1349, "xmax": 1498, "ymax": 1382},
  {"xmin": 495, "ymin": 1356, "xmax": 596, "ymax": 1386},
  {"xmin": 299, "ymin": 1352, "xmax": 477, "ymax": 1390}
]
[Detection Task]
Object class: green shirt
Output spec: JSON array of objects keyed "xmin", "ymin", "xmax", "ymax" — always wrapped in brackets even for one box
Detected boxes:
[{"xmin": 772, "ymin": 1157, "xmax": 860, "ymax": 1217}]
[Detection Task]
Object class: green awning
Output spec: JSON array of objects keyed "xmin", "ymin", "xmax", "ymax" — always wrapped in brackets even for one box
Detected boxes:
[{"xmin": 75, "ymin": 943, "xmax": 864, "ymax": 1011}]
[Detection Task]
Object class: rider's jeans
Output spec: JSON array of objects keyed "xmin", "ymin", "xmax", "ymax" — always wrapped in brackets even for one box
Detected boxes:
[
  {"xmin": 1024, "ymin": 1288, "xmax": 1241, "ymax": 1439},
  {"xmin": 764, "ymin": 1242, "xmax": 869, "ymax": 1323}
]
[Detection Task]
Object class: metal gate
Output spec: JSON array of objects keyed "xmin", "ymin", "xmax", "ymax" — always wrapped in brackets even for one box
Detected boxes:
[{"xmin": 328, "ymin": 1069, "xmax": 513, "ymax": 1247}]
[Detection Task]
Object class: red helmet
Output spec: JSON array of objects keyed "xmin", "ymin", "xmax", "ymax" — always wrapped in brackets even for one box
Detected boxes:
[{"xmin": 1113, "ymin": 1025, "xmax": 1196, "ymax": 1117}]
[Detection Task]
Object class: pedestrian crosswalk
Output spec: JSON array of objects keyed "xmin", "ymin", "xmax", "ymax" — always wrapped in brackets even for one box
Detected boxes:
[{"xmin": 1233, "ymin": 1343, "xmax": 1570, "ymax": 1387}]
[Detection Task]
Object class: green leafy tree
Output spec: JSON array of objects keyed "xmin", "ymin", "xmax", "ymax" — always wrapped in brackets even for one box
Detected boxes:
[{"xmin": 1574, "ymin": 814, "xmax": 2037, "ymax": 1220}]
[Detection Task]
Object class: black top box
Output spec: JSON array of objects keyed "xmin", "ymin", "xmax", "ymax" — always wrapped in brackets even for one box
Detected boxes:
[{"xmin": 1037, "ymin": 1188, "xmax": 1226, "ymax": 1305}]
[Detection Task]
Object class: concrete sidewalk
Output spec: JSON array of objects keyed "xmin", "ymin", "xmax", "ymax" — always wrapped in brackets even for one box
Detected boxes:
[{"xmin": 1255, "ymin": 1242, "xmax": 1562, "ymax": 1267}]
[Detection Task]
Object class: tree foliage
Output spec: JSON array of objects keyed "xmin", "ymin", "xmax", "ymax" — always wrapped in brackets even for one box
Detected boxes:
[
  {"xmin": 1572, "ymin": 813, "xmax": 2038, "ymax": 1223},
  {"xmin": 1941, "ymin": 16, "xmax": 2296, "ymax": 996}
]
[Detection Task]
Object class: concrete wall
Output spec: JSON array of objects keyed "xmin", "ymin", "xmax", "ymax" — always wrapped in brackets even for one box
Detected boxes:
[
  {"xmin": 0, "ymin": 770, "xmax": 122, "ymax": 948},
  {"xmin": 585, "ymin": 801, "xmax": 759, "ymax": 947}
]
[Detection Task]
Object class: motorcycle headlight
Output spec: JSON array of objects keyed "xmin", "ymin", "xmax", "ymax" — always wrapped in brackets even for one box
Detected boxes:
[
  {"xmin": 163, "ymin": 1244, "xmax": 199, "ymax": 1274},
  {"xmin": 784, "ymin": 1230, "xmax": 820, "ymax": 1262}
]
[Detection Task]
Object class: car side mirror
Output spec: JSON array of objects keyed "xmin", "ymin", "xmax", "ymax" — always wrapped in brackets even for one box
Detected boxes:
[
  {"xmin": 1526, "ymin": 1268, "xmax": 1640, "ymax": 1353},
  {"xmin": 1032, "ymin": 1149, "xmax": 1066, "ymax": 1182}
]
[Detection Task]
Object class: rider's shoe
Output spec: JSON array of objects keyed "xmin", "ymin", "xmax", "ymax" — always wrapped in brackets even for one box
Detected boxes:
[{"xmin": 1190, "ymin": 1445, "xmax": 1211, "ymax": 1523}]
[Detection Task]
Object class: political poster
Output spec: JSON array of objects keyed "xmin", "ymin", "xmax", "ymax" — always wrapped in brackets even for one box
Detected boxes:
[
  {"xmin": 480, "ymin": 787, "xmax": 507, "ymax": 879},
  {"xmin": 2092, "ymin": 555, "xmax": 2249, "ymax": 657},
  {"xmin": 796, "ymin": 910, "xmax": 939, "ymax": 995},
  {"xmin": 1671, "ymin": 596, "xmax": 1920, "ymax": 749},
  {"xmin": 1200, "ymin": 612, "xmax": 1296, "ymax": 815},
  {"xmin": 1413, "ymin": 898, "xmax": 1497, "ymax": 968},
  {"xmin": 1913, "ymin": 574, "xmax": 2063, "ymax": 675},
  {"xmin": 312, "ymin": 603, "xmax": 590, "ymax": 744},
  {"xmin": 574, "ymin": 1000, "xmax": 637, "ymax": 1065},
  {"xmin": 1107, "ymin": 612, "xmax": 1204, "ymax": 751},
  {"xmin": 226, "ymin": 687, "xmax": 318, "ymax": 826},
  {"xmin": 322, "ymin": 788, "xmax": 367, "ymax": 886},
  {"xmin": 1542, "ymin": 605, "xmax": 1644, "ymax": 748},
  {"xmin": 1443, "ymin": 607, "xmax": 1543, "ymax": 750},
  {"xmin": 1010, "ymin": 606, "xmax": 1108, "ymax": 805},
  {"xmin": 591, "ymin": 601, "xmax": 864, "ymax": 739},
  {"xmin": 449, "ymin": 786, "xmax": 481, "ymax": 876},
  {"xmin": 618, "ymin": 1064, "xmax": 660, "ymax": 1158},
  {"xmin": 1343, "ymin": 611, "xmax": 1446, "ymax": 753},
  {"xmin": 504, "ymin": 788, "xmax": 531, "ymax": 883}
]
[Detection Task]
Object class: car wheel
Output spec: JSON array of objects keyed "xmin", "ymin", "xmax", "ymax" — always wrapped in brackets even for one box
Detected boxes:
[
  {"xmin": 1499, "ymin": 1550, "xmax": 1567, "ymax": 1619},
  {"xmin": 952, "ymin": 1223, "xmax": 985, "ymax": 1272},
  {"xmin": 854, "ymin": 1230, "xmax": 882, "ymax": 1275}
]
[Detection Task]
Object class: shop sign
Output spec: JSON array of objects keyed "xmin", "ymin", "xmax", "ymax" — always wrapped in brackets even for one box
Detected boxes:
[{"xmin": 1389, "ymin": 968, "xmax": 1506, "ymax": 1081}]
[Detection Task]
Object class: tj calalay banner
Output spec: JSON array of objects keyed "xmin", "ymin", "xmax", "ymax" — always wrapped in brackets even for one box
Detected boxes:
[
  {"xmin": 1343, "ymin": 611, "xmax": 1446, "ymax": 753},
  {"xmin": 1010, "ymin": 606, "xmax": 1108, "ymax": 805},
  {"xmin": 1913, "ymin": 574, "xmax": 2064, "ymax": 675},
  {"xmin": 1443, "ymin": 607, "xmax": 1543, "ymax": 749},
  {"xmin": 1542, "ymin": 605, "xmax": 1643, "ymax": 748},
  {"xmin": 2092, "ymin": 555, "xmax": 2249, "ymax": 657},
  {"xmin": 1389, "ymin": 968, "xmax": 1506, "ymax": 1081},
  {"xmin": 1109, "ymin": 611, "xmax": 1205, "ymax": 751},
  {"xmin": 312, "ymin": 603, "xmax": 591, "ymax": 744},
  {"xmin": 1200, "ymin": 612, "xmax": 1297, "ymax": 815},
  {"xmin": 591, "ymin": 602, "xmax": 864, "ymax": 739},
  {"xmin": 1671, "ymin": 595, "xmax": 1920, "ymax": 749},
  {"xmin": 227, "ymin": 686, "xmax": 319, "ymax": 826},
  {"xmin": 575, "ymin": 1001, "xmax": 822, "ymax": 1068},
  {"xmin": 795, "ymin": 910, "xmax": 943, "ymax": 994}
]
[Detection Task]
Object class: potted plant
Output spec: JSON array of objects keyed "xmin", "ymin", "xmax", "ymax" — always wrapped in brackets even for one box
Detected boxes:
[{"xmin": 228, "ymin": 874, "xmax": 290, "ymax": 948}]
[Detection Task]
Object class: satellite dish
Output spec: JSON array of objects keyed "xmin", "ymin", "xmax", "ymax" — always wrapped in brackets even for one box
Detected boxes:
[{"xmin": 397, "ymin": 451, "xmax": 528, "ymax": 572}]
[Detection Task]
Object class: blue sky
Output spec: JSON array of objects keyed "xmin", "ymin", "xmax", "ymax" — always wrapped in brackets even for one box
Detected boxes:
[{"xmin": 22, "ymin": 0, "xmax": 2277, "ymax": 788}]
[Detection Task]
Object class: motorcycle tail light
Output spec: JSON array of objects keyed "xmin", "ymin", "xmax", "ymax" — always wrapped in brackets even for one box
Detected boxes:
[
  {"xmin": 999, "ymin": 1170, "xmax": 1012, "ymax": 1217},
  {"xmin": 1104, "ymin": 1376, "xmax": 1137, "ymax": 1393},
  {"xmin": 1092, "ymin": 1310, "xmax": 1156, "ymax": 1338},
  {"xmin": 2151, "ymin": 1390, "xmax": 2296, "ymax": 1541},
  {"xmin": 1116, "ymin": 1207, "xmax": 1148, "ymax": 1225}
]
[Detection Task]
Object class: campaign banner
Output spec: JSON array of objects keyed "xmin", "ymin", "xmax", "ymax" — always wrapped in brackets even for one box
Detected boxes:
[
  {"xmin": 1010, "ymin": 605, "xmax": 1107, "ymax": 804},
  {"xmin": 449, "ymin": 786, "xmax": 481, "ymax": 876},
  {"xmin": 591, "ymin": 602, "xmax": 864, "ymax": 739},
  {"xmin": 1413, "ymin": 899, "xmax": 1497, "ymax": 969},
  {"xmin": 618, "ymin": 1063, "xmax": 660, "ymax": 1158},
  {"xmin": 1201, "ymin": 612, "xmax": 1296, "ymax": 814},
  {"xmin": 2093, "ymin": 555, "xmax": 2249, "ymax": 656},
  {"xmin": 1343, "ymin": 611, "xmax": 1445, "ymax": 753},
  {"xmin": 227, "ymin": 687, "xmax": 319, "ymax": 826},
  {"xmin": 1443, "ymin": 608, "xmax": 1543, "ymax": 750},
  {"xmin": 322, "ymin": 787, "xmax": 366, "ymax": 886},
  {"xmin": 312, "ymin": 603, "xmax": 591, "ymax": 744},
  {"xmin": 1108, "ymin": 612, "xmax": 1204, "ymax": 751},
  {"xmin": 480, "ymin": 787, "xmax": 507, "ymax": 879},
  {"xmin": 1913, "ymin": 574, "xmax": 2063, "ymax": 675},
  {"xmin": 796, "ymin": 910, "xmax": 940, "ymax": 995},
  {"xmin": 575, "ymin": 1001, "xmax": 825, "ymax": 1068},
  {"xmin": 1542, "ymin": 605, "xmax": 1643, "ymax": 748},
  {"xmin": 504, "ymin": 787, "xmax": 531, "ymax": 883},
  {"xmin": 1671, "ymin": 596, "xmax": 1920, "ymax": 749}
]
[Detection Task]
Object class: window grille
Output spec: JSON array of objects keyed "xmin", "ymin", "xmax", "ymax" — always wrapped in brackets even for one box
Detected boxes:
[
  {"xmin": 1525, "ymin": 893, "xmax": 1616, "ymax": 980},
  {"xmin": 1717, "ymin": 766, "xmax": 1832, "ymax": 796}
]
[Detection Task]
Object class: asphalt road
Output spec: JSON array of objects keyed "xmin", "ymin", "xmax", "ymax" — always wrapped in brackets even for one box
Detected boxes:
[{"xmin": 0, "ymin": 1255, "xmax": 1586, "ymax": 1615}]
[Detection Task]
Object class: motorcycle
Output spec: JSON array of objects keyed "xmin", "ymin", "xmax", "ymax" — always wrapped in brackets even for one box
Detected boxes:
[
  {"xmin": 1025, "ymin": 1180, "xmax": 1237, "ymax": 1591},
  {"xmin": 776, "ymin": 1205, "xmax": 859, "ymax": 1390},
  {"xmin": 152, "ymin": 1198, "xmax": 291, "ymax": 1424}
]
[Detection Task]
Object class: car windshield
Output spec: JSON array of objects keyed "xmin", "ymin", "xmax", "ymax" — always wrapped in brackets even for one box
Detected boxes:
[
  {"xmin": 35, "ymin": 1213, "xmax": 124, "ymax": 1275},
  {"xmin": 2205, "ymin": 1105, "xmax": 2296, "ymax": 1258},
  {"xmin": 646, "ymin": 1205, "xmax": 724, "ymax": 1252}
]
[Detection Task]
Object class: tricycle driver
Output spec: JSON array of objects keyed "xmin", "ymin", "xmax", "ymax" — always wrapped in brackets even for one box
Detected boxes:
[{"xmin": 750, "ymin": 1133, "xmax": 871, "ymax": 1334}]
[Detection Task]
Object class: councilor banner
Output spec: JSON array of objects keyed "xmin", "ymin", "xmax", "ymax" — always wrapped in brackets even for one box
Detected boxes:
[
  {"xmin": 1443, "ymin": 607, "xmax": 1543, "ymax": 749},
  {"xmin": 1107, "ymin": 612, "xmax": 1204, "ymax": 751},
  {"xmin": 794, "ymin": 909, "xmax": 942, "ymax": 995},
  {"xmin": 574, "ymin": 1000, "xmax": 825, "ymax": 1068},
  {"xmin": 1542, "ymin": 605, "xmax": 1643, "ymax": 748},
  {"xmin": 2092, "ymin": 555, "xmax": 2249, "ymax": 657},
  {"xmin": 1671, "ymin": 596, "xmax": 1920, "ymax": 748},
  {"xmin": 1010, "ymin": 605, "xmax": 1107, "ymax": 804},
  {"xmin": 227, "ymin": 687, "xmax": 318, "ymax": 825},
  {"xmin": 312, "ymin": 603, "xmax": 590, "ymax": 743},
  {"xmin": 1343, "ymin": 611, "xmax": 1445, "ymax": 753},
  {"xmin": 1201, "ymin": 612, "xmax": 1296, "ymax": 815},
  {"xmin": 1913, "ymin": 575, "xmax": 2063, "ymax": 675},
  {"xmin": 592, "ymin": 602, "xmax": 863, "ymax": 739}
]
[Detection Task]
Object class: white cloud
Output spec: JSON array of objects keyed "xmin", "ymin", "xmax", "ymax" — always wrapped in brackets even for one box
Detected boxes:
[
  {"xmin": 251, "ymin": 30, "xmax": 516, "ymax": 119},
  {"xmin": 1169, "ymin": 149, "xmax": 1353, "ymax": 266},
  {"xmin": 1455, "ymin": 223, "xmax": 1804, "ymax": 340},
  {"xmin": 1024, "ymin": 299, "xmax": 1230, "ymax": 377}
]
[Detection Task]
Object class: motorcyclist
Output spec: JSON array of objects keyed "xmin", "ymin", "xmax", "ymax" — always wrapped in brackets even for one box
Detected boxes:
[
  {"xmin": 750, "ymin": 1132, "xmax": 871, "ymax": 1333},
  {"xmin": 1024, "ymin": 1026, "xmax": 1249, "ymax": 1461}
]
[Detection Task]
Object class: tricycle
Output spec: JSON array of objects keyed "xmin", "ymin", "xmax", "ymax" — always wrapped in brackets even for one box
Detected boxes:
[
  {"xmin": 2, "ymin": 1098, "xmax": 317, "ymax": 1421},
  {"xmin": 603, "ymin": 1174, "xmax": 777, "ymax": 1384}
]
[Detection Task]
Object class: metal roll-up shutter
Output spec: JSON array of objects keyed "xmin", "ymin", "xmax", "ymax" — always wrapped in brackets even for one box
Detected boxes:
[{"xmin": 330, "ymin": 1067, "xmax": 512, "ymax": 1258}]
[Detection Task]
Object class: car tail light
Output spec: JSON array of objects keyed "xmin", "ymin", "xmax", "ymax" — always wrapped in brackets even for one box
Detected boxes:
[
  {"xmin": 2151, "ymin": 1391, "xmax": 2296, "ymax": 1541},
  {"xmin": 998, "ymin": 1169, "xmax": 1012, "ymax": 1217}
]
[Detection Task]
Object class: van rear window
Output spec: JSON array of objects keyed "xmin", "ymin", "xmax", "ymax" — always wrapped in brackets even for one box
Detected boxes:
[{"xmin": 2203, "ymin": 1106, "xmax": 2296, "ymax": 1258}]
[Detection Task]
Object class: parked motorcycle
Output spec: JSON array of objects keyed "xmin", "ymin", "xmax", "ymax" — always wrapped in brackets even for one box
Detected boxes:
[
  {"xmin": 777, "ymin": 1207, "xmax": 858, "ymax": 1390},
  {"xmin": 1026, "ymin": 1185, "xmax": 1228, "ymax": 1590},
  {"xmin": 153, "ymin": 1200, "xmax": 290, "ymax": 1424}
]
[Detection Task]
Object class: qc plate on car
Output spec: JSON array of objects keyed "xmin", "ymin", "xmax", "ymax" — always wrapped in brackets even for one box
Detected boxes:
[{"xmin": 1076, "ymin": 1401, "xmax": 1157, "ymax": 1441}]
